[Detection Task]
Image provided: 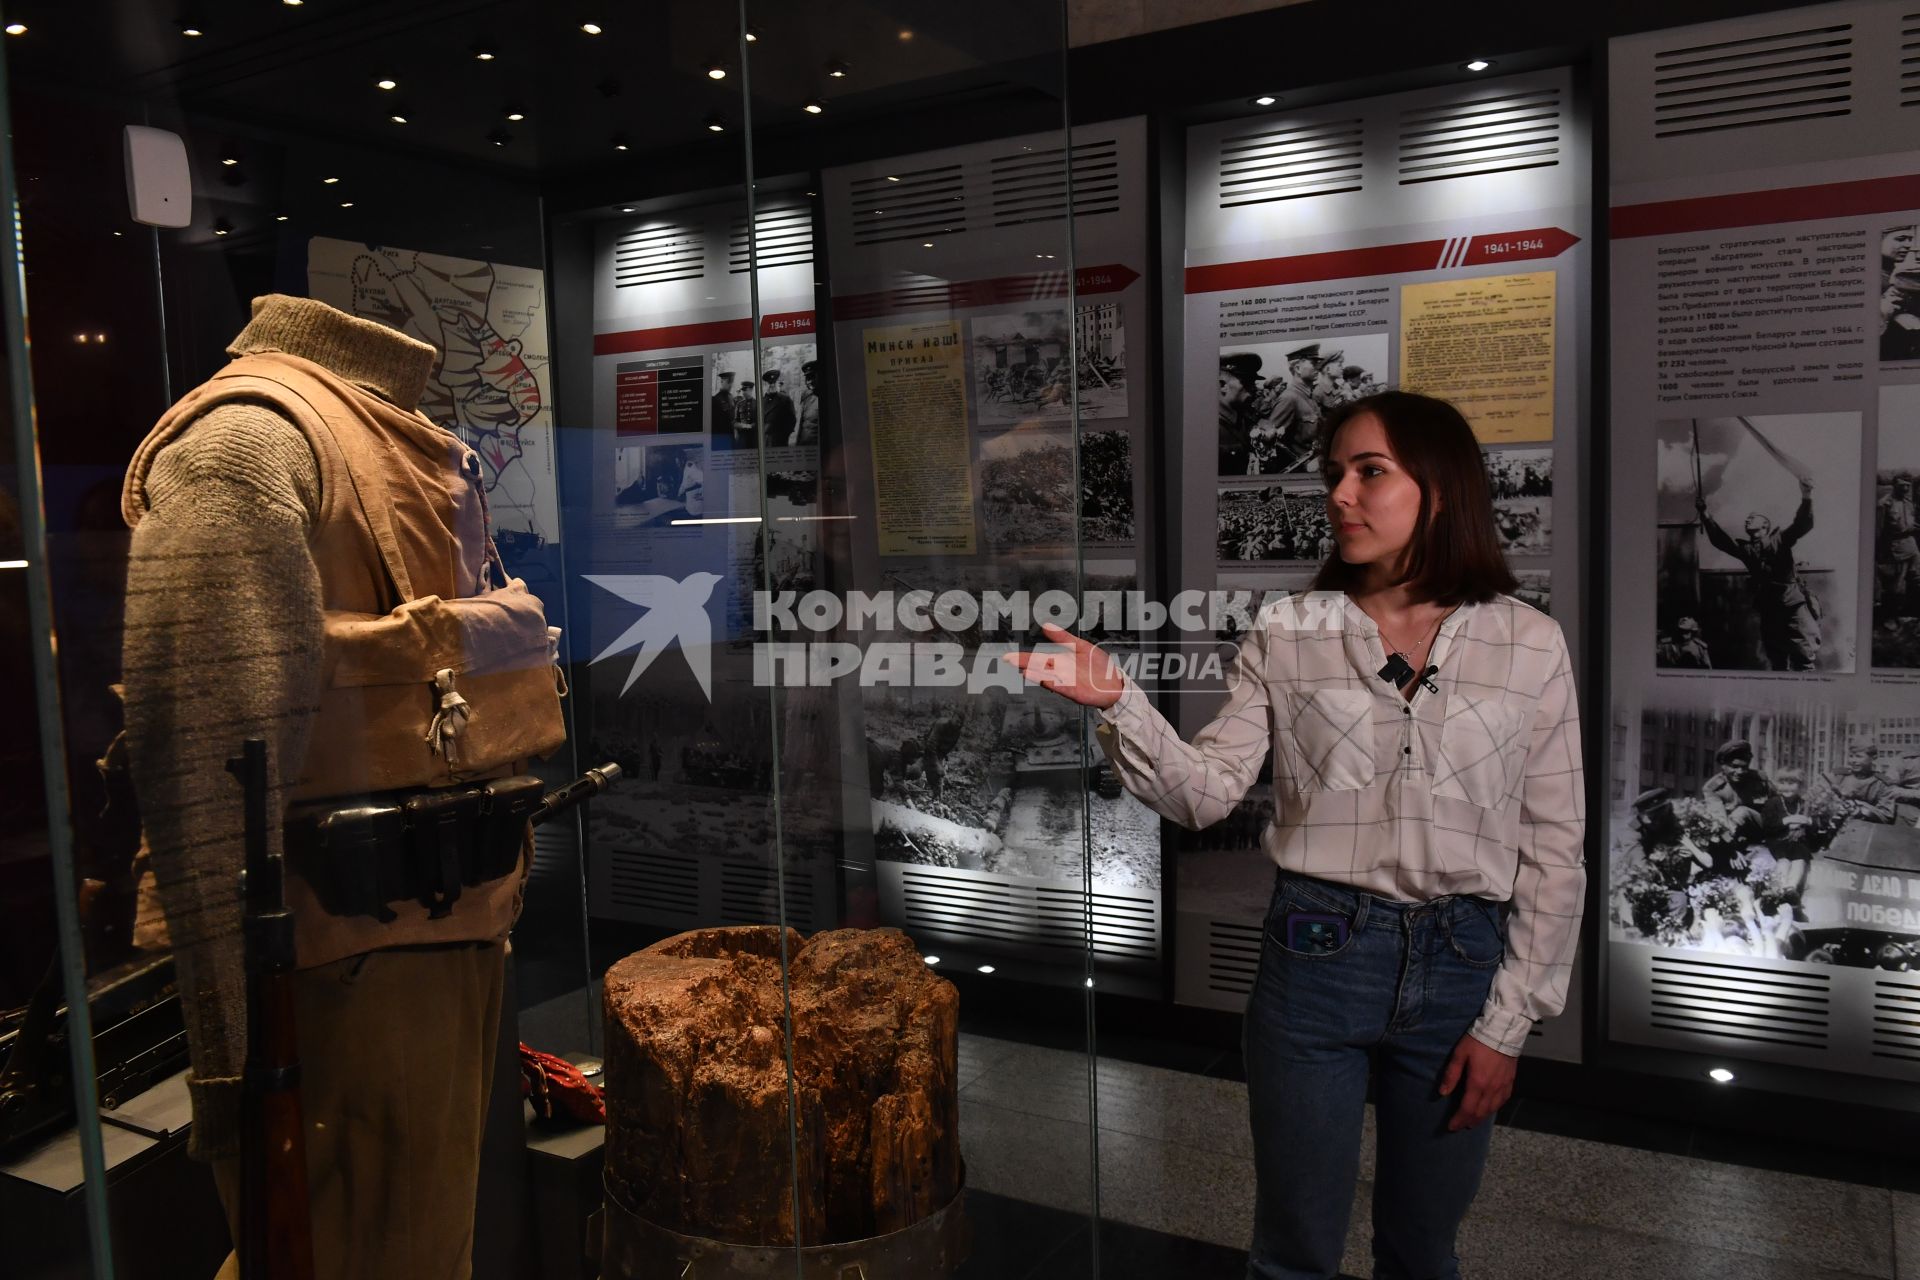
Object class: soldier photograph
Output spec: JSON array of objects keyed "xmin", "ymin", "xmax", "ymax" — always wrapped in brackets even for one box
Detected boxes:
[
  {"xmin": 1881, "ymin": 222, "xmax": 1920, "ymax": 363},
  {"xmin": 1216, "ymin": 332, "xmax": 1389, "ymax": 477},
  {"xmin": 1872, "ymin": 385, "xmax": 1920, "ymax": 666},
  {"xmin": 710, "ymin": 365, "xmax": 737, "ymax": 444},
  {"xmin": 1216, "ymin": 481, "xmax": 1333, "ymax": 563},
  {"xmin": 1611, "ymin": 707, "xmax": 1920, "ymax": 971},
  {"xmin": 1654, "ymin": 414, "xmax": 1859, "ymax": 672},
  {"xmin": 980, "ymin": 427, "xmax": 1075, "ymax": 550},
  {"xmin": 972, "ymin": 303, "xmax": 1127, "ymax": 426}
]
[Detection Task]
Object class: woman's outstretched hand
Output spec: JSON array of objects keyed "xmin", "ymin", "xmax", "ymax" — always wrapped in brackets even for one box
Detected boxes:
[{"xmin": 1008, "ymin": 622, "xmax": 1126, "ymax": 710}]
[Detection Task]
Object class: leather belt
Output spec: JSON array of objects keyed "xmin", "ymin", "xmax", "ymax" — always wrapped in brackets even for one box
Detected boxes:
[{"xmin": 284, "ymin": 775, "xmax": 545, "ymax": 922}]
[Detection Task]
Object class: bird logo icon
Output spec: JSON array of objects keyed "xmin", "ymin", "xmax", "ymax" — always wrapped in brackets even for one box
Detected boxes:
[{"xmin": 584, "ymin": 572, "xmax": 723, "ymax": 699}]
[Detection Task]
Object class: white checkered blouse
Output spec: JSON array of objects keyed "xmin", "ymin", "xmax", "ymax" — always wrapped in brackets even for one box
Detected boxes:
[{"xmin": 1095, "ymin": 591, "xmax": 1585, "ymax": 1056}]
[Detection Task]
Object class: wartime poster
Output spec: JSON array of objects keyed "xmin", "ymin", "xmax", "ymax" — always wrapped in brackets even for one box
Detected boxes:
[
  {"xmin": 864, "ymin": 320, "xmax": 977, "ymax": 556},
  {"xmin": 1400, "ymin": 270, "xmax": 1556, "ymax": 443}
]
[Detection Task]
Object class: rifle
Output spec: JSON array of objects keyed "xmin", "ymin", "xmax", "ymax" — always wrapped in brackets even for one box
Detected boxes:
[
  {"xmin": 230, "ymin": 738, "xmax": 315, "ymax": 1280},
  {"xmin": 530, "ymin": 762, "xmax": 622, "ymax": 828}
]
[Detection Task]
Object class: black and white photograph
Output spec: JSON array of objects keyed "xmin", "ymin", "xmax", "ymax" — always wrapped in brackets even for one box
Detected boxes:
[
  {"xmin": 1874, "ymin": 384, "xmax": 1920, "ymax": 668},
  {"xmin": 582, "ymin": 662, "xmax": 841, "ymax": 896},
  {"xmin": 1654, "ymin": 414, "xmax": 1859, "ymax": 673},
  {"xmin": 613, "ymin": 441, "xmax": 705, "ymax": 526},
  {"xmin": 1609, "ymin": 701, "xmax": 1920, "ymax": 970},
  {"xmin": 1218, "ymin": 331, "xmax": 1388, "ymax": 476},
  {"xmin": 709, "ymin": 341, "xmax": 820, "ymax": 452},
  {"xmin": 970, "ymin": 302, "xmax": 1127, "ymax": 427},
  {"xmin": 723, "ymin": 469, "xmax": 820, "ymax": 634},
  {"xmin": 1880, "ymin": 222, "xmax": 1920, "ymax": 363},
  {"xmin": 980, "ymin": 427, "xmax": 1074, "ymax": 550},
  {"xmin": 864, "ymin": 682, "xmax": 1160, "ymax": 890},
  {"xmin": 1217, "ymin": 482, "xmax": 1333, "ymax": 564},
  {"xmin": 1080, "ymin": 428, "xmax": 1135, "ymax": 544},
  {"xmin": 1513, "ymin": 569, "xmax": 1551, "ymax": 615},
  {"xmin": 1485, "ymin": 445, "xmax": 1552, "ymax": 555}
]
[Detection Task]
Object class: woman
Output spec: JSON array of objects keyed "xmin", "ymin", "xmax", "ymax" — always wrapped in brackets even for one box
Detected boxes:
[{"xmin": 1013, "ymin": 391, "xmax": 1585, "ymax": 1280}]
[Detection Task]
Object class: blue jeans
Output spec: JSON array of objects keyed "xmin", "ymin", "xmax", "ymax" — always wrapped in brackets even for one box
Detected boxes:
[{"xmin": 1244, "ymin": 870, "xmax": 1507, "ymax": 1280}]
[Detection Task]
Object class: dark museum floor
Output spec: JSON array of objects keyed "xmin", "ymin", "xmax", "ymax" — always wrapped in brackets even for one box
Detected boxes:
[
  {"xmin": 508, "ymin": 846, "xmax": 1918, "ymax": 1280},
  {"xmin": 518, "ymin": 973, "xmax": 1920, "ymax": 1280}
]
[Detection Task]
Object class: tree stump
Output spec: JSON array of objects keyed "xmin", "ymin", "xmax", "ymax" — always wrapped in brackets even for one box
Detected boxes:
[{"xmin": 603, "ymin": 925, "xmax": 960, "ymax": 1246}]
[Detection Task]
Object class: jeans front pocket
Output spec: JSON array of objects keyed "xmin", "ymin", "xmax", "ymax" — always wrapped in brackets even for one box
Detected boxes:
[
  {"xmin": 1264, "ymin": 879, "xmax": 1362, "ymax": 960},
  {"xmin": 1442, "ymin": 899, "xmax": 1506, "ymax": 968}
]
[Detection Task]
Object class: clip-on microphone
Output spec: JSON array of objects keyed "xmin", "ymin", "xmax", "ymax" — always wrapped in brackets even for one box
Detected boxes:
[{"xmin": 1378, "ymin": 655, "xmax": 1441, "ymax": 695}]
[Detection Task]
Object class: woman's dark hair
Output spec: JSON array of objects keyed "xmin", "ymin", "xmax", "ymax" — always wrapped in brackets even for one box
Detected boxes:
[{"xmin": 1308, "ymin": 390, "xmax": 1517, "ymax": 605}]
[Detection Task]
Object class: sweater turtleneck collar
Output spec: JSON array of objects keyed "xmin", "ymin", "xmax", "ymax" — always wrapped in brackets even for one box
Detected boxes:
[{"xmin": 226, "ymin": 294, "xmax": 436, "ymax": 413}]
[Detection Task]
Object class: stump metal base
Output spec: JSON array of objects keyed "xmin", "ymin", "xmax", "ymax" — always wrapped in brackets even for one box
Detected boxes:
[{"xmin": 599, "ymin": 1169, "xmax": 971, "ymax": 1280}]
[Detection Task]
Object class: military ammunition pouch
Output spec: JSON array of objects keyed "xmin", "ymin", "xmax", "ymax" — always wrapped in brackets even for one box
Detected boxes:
[{"xmin": 284, "ymin": 775, "xmax": 544, "ymax": 922}]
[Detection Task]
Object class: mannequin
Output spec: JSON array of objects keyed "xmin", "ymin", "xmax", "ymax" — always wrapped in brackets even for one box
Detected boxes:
[{"xmin": 121, "ymin": 294, "xmax": 563, "ymax": 1280}]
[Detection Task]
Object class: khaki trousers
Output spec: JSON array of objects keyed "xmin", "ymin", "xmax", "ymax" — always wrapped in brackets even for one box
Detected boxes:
[{"xmin": 212, "ymin": 940, "xmax": 506, "ymax": 1280}]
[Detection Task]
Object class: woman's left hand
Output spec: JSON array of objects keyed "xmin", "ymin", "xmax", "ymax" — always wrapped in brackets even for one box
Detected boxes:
[{"xmin": 1438, "ymin": 1034, "xmax": 1516, "ymax": 1131}]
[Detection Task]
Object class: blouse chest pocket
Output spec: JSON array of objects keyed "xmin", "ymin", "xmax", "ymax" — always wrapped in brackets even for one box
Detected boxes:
[
  {"xmin": 1432, "ymin": 694, "xmax": 1532, "ymax": 810},
  {"xmin": 1280, "ymin": 688, "xmax": 1376, "ymax": 794}
]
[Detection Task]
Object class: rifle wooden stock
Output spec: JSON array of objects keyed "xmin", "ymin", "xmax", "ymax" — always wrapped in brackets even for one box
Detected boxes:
[{"xmin": 230, "ymin": 738, "xmax": 315, "ymax": 1280}]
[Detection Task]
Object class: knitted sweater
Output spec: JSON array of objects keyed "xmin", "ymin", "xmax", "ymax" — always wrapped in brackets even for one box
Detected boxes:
[{"xmin": 121, "ymin": 296, "xmax": 439, "ymax": 1158}]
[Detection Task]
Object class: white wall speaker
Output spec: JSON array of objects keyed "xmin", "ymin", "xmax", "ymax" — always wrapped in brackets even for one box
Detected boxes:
[{"xmin": 122, "ymin": 125, "xmax": 191, "ymax": 228}]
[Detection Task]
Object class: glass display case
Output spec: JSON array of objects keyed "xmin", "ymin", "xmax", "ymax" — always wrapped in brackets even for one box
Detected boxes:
[{"xmin": 0, "ymin": 2, "xmax": 1111, "ymax": 1277}]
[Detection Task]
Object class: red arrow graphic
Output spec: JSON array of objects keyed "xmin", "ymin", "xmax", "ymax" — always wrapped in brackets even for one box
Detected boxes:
[{"xmin": 1184, "ymin": 228, "xmax": 1579, "ymax": 295}]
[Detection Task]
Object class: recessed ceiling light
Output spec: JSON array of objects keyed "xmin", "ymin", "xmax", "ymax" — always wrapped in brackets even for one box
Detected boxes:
[
  {"xmin": 213, "ymin": 219, "xmax": 232, "ymax": 236},
  {"xmin": 275, "ymin": 215, "xmax": 289, "ymax": 222},
  {"xmin": 613, "ymin": 138, "xmax": 629, "ymax": 151},
  {"xmin": 707, "ymin": 65, "xmax": 727, "ymax": 80},
  {"xmin": 181, "ymin": 25, "xmax": 204, "ymax": 37},
  {"xmin": 323, "ymin": 176, "xmax": 340, "ymax": 184},
  {"xmin": 976, "ymin": 964, "xmax": 995, "ymax": 974},
  {"xmin": 112, "ymin": 230, "xmax": 123, "ymax": 237},
  {"xmin": 922, "ymin": 241, "xmax": 933, "ymax": 248},
  {"xmin": 340, "ymin": 201, "xmax": 354, "ymax": 208},
  {"xmin": 390, "ymin": 114, "xmax": 408, "ymax": 124},
  {"xmin": 282, "ymin": 0, "xmax": 301, "ymax": 6},
  {"xmin": 1253, "ymin": 95, "xmax": 1277, "ymax": 106},
  {"xmin": 506, "ymin": 111, "xmax": 525, "ymax": 122},
  {"xmin": 886, "ymin": 175, "xmax": 899, "ymax": 183},
  {"xmin": 923, "ymin": 955, "xmax": 940, "ymax": 965},
  {"xmin": 826, "ymin": 60, "xmax": 849, "ymax": 78},
  {"xmin": 377, "ymin": 78, "xmax": 397, "ymax": 90},
  {"xmin": 803, "ymin": 101, "xmax": 823, "ymax": 115},
  {"xmin": 898, "ymin": 29, "xmax": 913, "ymax": 41},
  {"xmin": 95, "ymin": 333, "xmax": 106, "ymax": 342},
  {"xmin": 744, "ymin": 29, "xmax": 759, "ymax": 43},
  {"xmin": 487, "ymin": 130, "xmax": 510, "ymax": 146},
  {"xmin": 221, "ymin": 156, "xmax": 239, "ymax": 166},
  {"xmin": 474, "ymin": 47, "xmax": 496, "ymax": 61},
  {"xmin": 1465, "ymin": 58, "xmax": 1492, "ymax": 72},
  {"xmin": 1708, "ymin": 1067, "xmax": 1735, "ymax": 1083},
  {"xmin": 4, "ymin": 23, "xmax": 26, "ymax": 35},
  {"xmin": 705, "ymin": 115, "xmax": 726, "ymax": 133},
  {"xmin": 618, "ymin": 206, "xmax": 635, "ymax": 213},
  {"xmin": 581, "ymin": 22, "xmax": 602, "ymax": 35}
]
